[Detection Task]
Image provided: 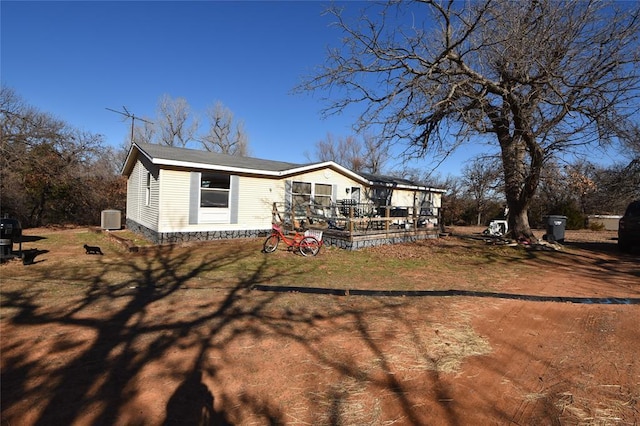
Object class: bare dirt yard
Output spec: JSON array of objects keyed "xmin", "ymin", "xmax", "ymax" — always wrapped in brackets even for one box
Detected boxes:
[{"xmin": 1, "ymin": 226, "xmax": 638, "ymax": 425}]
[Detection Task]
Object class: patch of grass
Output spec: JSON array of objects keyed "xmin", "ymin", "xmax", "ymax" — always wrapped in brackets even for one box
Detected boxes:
[
  {"xmin": 108, "ymin": 229, "xmax": 153, "ymax": 246},
  {"xmin": 7, "ymin": 228, "xmax": 542, "ymax": 297}
]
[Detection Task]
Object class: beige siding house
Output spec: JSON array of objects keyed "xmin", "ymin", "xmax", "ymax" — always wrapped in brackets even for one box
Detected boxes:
[{"xmin": 122, "ymin": 143, "xmax": 444, "ymax": 247}]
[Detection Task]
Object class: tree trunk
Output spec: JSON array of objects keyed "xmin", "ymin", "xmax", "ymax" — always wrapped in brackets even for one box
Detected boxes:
[
  {"xmin": 491, "ymin": 99, "xmax": 544, "ymax": 242},
  {"xmin": 506, "ymin": 198, "xmax": 534, "ymax": 241},
  {"xmin": 500, "ymin": 135, "xmax": 540, "ymax": 242}
]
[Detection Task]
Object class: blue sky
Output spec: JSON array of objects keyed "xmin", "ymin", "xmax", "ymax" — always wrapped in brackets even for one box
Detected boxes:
[
  {"xmin": 2, "ymin": 0, "xmax": 482, "ymax": 177},
  {"xmin": 2, "ymin": 1, "xmax": 628, "ymax": 178}
]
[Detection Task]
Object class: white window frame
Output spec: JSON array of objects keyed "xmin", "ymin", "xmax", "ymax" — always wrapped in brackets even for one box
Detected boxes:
[
  {"xmin": 145, "ymin": 172, "xmax": 151, "ymax": 206},
  {"xmin": 291, "ymin": 181, "xmax": 312, "ymax": 216},
  {"xmin": 199, "ymin": 172, "xmax": 231, "ymax": 223},
  {"xmin": 292, "ymin": 181, "xmax": 334, "ymax": 214},
  {"xmin": 314, "ymin": 183, "xmax": 332, "ymax": 207}
]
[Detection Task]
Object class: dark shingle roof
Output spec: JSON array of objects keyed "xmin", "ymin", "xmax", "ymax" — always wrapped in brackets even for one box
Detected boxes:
[
  {"xmin": 124, "ymin": 143, "xmax": 445, "ymax": 192},
  {"xmin": 136, "ymin": 142, "xmax": 304, "ymax": 172},
  {"xmin": 358, "ymin": 171, "xmax": 422, "ymax": 188}
]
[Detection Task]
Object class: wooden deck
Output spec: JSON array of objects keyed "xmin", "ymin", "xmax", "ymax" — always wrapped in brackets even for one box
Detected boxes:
[
  {"xmin": 274, "ymin": 201, "xmax": 442, "ymax": 250},
  {"xmin": 309, "ymin": 224, "xmax": 441, "ymax": 250}
]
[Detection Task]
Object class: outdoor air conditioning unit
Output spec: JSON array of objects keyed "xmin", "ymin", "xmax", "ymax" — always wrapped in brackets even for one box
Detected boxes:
[{"xmin": 101, "ymin": 209, "xmax": 122, "ymax": 230}]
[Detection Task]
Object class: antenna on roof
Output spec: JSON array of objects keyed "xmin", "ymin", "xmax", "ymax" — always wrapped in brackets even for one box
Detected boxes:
[{"xmin": 106, "ymin": 106, "xmax": 153, "ymax": 144}]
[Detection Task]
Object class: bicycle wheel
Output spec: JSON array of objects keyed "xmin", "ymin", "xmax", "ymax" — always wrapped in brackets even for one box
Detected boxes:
[
  {"xmin": 263, "ymin": 235, "xmax": 280, "ymax": 253},
  {"xmin": 298, "ymin": 236, "xmax": 320, "ymax": 257}
]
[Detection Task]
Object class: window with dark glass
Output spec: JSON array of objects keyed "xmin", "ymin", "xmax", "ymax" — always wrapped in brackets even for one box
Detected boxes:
[
  {"xmin": 292, "ymin": 181, "xmax": 312, "ymax": 211},
  {"xmin": 200, "ymin": 173, "xmax": 230, "ymax": 208},
  {"xmin": 314, "ymin": 183, "xmax": 332, "ymax": 207}
]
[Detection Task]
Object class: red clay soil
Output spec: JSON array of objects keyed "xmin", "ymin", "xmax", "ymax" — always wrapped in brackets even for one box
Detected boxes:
[{"xmin": 1, "ymin": 226, "xmax": 638, "ymax": 425}]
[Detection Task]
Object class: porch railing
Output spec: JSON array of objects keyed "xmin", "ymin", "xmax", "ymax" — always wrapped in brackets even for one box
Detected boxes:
[{"xmin": 272, "ymin": 201, "xmax": 440, "ymax": 234}]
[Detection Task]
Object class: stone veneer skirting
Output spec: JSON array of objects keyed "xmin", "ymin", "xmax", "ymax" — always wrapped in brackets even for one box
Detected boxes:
[
  {"xmin": 322, "ymin": 230, "xmax": 438, "ymax": 250},
  {"xmin": 125, "ymin": 219, "xmax": 270, "ymax": 245},
  {"xmin": 126, "ymin": 219, "xmax": 438, "ymax": 250}
]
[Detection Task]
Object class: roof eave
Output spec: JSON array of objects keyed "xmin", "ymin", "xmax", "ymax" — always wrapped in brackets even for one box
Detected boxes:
[
  {"xmin": 123, "ymin": 143, "xmax": 447, "ymax": 192},
  {"xmin": 154, "ymin": 158, "xmax": 371, "ymax": 182},
  {"xmin": 154, "ymin": 158, "xmax": 286, "ymax": 176},
  {"xmin": 121, "ymin": 143, "xmax": 141, "ymax": 176}
]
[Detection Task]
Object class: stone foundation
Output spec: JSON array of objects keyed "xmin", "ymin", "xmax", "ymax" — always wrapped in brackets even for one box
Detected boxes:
[
  {"xmin": 126, "ymin": 219, "xmax": 438, "ymax": 250},
  {"xmin": 125, "ymin": 219, "xmax": 270, "ymax": 245},
  {"xmin": 323, "ymin": 230, "xmax": 438, "ymax": 250}
]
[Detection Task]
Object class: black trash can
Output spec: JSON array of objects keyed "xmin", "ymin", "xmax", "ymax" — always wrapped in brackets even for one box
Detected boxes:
[
  {"xmin": 0, "ymin": 218, "xmax": 22, "ymax": 260},
  {"xmin": 545, "ymin": 215, "xmax": 567, "ymax": 243},
  {"xmin": 0, "ymin": 238, "xmax": 11, "ymax": 259}
]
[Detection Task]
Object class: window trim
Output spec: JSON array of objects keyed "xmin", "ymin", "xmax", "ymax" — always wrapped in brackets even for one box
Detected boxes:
[
  {"xmin": 190, "ymin": 172, "xmax": 234, "ymax": 224},
  {"xmin": 292, "ymin": 180, "xmax": 334, "ymax": 209},
  {"xmin": 314, "ymin": 183, "xmax": 332, "ymax": 207},
  {"xmin": 292, "ymin": 181, "xmax": 312, "ymax": 214},
  {"xmin": 145, "ymin": 172, "xmax": 151, "ymax": 206},
  {"xmin": 200, "ymin": 173, "xmax": 231, "ymax": 209}
]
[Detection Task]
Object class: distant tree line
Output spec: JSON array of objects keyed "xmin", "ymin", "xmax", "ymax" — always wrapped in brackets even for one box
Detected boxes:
[
  {"xmin": 310, "ymin": 134, "xmax": 640, "ymax": 231},
  {"xmin": 0, "ymin": 90, "xmax": 251, "ymax": 229},
  {"xmin": 1, "ymin": 87, "xmax": 125, "ymax": 228},
  {"xmin": 2, "ymin": 86, "xmax": 638, "ymax": 231},
  {"xmin": 436, "ymin": 155, "xmax": 640, "ymax": 231}
]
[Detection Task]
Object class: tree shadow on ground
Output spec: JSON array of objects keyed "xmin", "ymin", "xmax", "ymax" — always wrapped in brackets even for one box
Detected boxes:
[
  {"xmin": 5, "ymin": 232, "xmax": 635, "ymax": 424},
  {"xmin": 453, "ymin": 233, "xmax": 639, "ymax": 291},
  {"xmin": 2, "ymin": 243, "xmax": 268, "ymax": 424},
  {"xmin": 1, "ymin": 240, "xmax": 453, "ymax": 425},
  {"xmin": 564, "ymin": 239, "xmax": 640, "ymax": 257}
]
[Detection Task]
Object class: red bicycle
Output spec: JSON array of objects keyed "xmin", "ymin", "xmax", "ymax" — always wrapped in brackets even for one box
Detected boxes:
[{"xmin": 263, "ymin": 224, "xmax": 322, "ymax": 256}]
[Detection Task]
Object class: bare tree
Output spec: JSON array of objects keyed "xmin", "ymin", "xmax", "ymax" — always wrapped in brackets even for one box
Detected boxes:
[
  {"xmin": 309, "ymin": 133, "xmax": 388, "ymax": 173},
  {"xmin": 439, "ymin": 175, "xmax": 466, "ymax": 227},
  {"xmin": 461, "ymin": 157, "xmax": 502, "ymax": 225},
  {"xmin": 1, "ymin": 87, "xmax": 121, "ymax": 226},
  {"xmin": 156, "ymin": 95, "xmax": 198, "ymax": 147},
  {"xmin": 616, "ymin": 121, "xmax": 640, "ymax": 162},
  {"xmin": 133, "ymin": 95, "xmax": 198, "ymax": 148},
  {"xmin": 313, "ymin": 133, "xmax": 363, "ymax": 170},
  {"xmin": 589, "ymin": 161, "xmax": 640, "ymax": 211},
  {"xmin": 198, "ymin": 102, "xmax": 249, "ymax": 156},
  {"xmin": 362, "ymin": 133, "xmax": 389, "ymax": 174},
  {"xmin": 132, "ymin": 120, "xmax": 157, "ymax": 147},
  {"xmin": 131, "ymin": 97, "xmax": 250, "ymax": 156},
  {"xmin": 300, "ymin": 0, "xmax": 640, "ymax": 240},
  {"xmin": 565, "ymin": 161, "xmax": 599, "ymax": 215},
  {"xmin": 310, "ymin": 133, "xmax": 338, "ymax": 163},
  {"xmin": 1, "ymin": 87, "xmax": 68, "ymax": 224}
]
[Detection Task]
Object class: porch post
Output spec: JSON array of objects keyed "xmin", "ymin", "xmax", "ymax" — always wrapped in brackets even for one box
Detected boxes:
[
  {"xmin": 349, "ymin": 207, "xmax": 354, "ymax": 234},
  {"xmin": 385, "ymin": 206, "xmax": 390, "ymax": 232}
]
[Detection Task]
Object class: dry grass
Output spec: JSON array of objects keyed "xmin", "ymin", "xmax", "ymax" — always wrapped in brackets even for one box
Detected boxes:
[
  {"xmin": 554, "ymin": 387, "xmax": 640, "ymax": 425},
  {"xmin": 2, "ymin": 225, "xmax": 635, "ymax": 426},
  {"xmin": 390, "ymin": 323, "xmax": 492, "ymax": 375}
]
